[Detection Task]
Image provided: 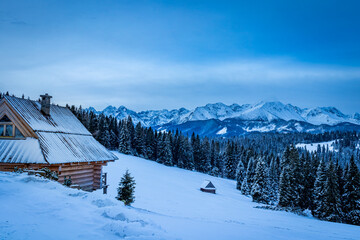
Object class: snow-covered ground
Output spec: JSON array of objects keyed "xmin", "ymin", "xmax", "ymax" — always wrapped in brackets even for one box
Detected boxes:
[
  {"xmin": 1, "ymin": 152, "xmax": 359, "ymax": 240},
  {"xmin": 104, "ymin": 152, "xmax": 359, "ymax": 240},
  {"xmin": 296, "ymin": 140, "xmax": 336, "ymax": 152},
  {"xmin": 0, "ymin": 172, "xmax": 170, "ymax": 240}
]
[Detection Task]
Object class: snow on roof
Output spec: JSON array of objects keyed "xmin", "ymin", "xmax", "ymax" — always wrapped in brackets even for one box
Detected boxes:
[
  {"xmin": 200, "ymin": 180, "xmax": 216, "ymax": 189},
  {"xmin": 4, "ymin": 96, "xmax": 90, "ymax": 135},
  {"xmin": 0, "ymin": 138, "xmax": 46, "ymax": 164},
  {"xmin": 1, "ymin": 96, "xmax": 118, "ymax": 164},
  {"xmin": 37, "ymin": 132, "xmax": 117, "ymax": 164}
]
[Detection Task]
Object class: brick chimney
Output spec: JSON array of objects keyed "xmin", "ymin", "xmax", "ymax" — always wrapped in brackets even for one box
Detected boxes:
[{"xmin": 40, "ymin": 93, "xmax": 52, "ymax": 116}]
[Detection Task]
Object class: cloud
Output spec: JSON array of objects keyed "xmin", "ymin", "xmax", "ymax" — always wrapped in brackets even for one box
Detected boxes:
[
  {"xmin": 3, "ymin": 57, "xmax": 359, "ymax": 87},
  {"xmin": 1, "ymin": 56, "xmax": 360, "ymax": 112}
]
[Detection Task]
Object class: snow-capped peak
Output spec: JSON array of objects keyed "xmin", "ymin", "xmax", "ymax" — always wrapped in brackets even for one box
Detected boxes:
[
  {"xmin": 234, "ymin": 101, "xmax": 305, "ymax": 122},
  {"xmin": 301, "ymin": 107, "xmax": 352, "ymax": 125},
  {"xmin": 86, "ymin": 101, "xmax": 360, "ymax": 128}
]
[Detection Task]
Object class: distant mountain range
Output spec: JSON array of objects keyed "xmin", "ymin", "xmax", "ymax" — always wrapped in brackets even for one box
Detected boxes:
[{"xmin": 86, "ymin": 101, "xmax": 360, "ymax": 137}]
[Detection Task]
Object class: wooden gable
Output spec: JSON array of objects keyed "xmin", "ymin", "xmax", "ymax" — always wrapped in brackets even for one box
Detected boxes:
[{"xmin": 0, "ymin": 98, "xmax": 37, "ymax": 138}]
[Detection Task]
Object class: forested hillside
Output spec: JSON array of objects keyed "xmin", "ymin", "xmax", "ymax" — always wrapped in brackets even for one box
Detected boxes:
[{"xmin": 68, "ymin": 105, "xmax": 360, "ymax": 226}]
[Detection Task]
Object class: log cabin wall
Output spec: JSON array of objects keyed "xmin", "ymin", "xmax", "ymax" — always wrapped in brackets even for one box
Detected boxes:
[
  {"xmin": 58, "ymin": 163, "xmax": 95, "ymax": 191},
  {"xmin": 57, "ymin": 162, "xmax": 109, "ymax": 191},
  {"xmin": 93, "ymin": 164, "xmax": 104, "ymax": 190},
  {"xmin": 0, "ymin": 161, "xmax": 110, "ymax": 191}
]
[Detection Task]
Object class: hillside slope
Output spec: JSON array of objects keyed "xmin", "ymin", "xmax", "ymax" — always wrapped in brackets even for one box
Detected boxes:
[
  {"xmin": 1, "ymin": 153, "xmax": 359, "ymax": 240},
  {"xmin": 104, "ymin": 152, "xmax": 360, "ymax": 240}
]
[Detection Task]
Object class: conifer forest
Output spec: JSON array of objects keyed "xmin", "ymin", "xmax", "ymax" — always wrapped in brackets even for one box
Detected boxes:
[{"xmin": 69, "ymin": 104, "xmax": 360, "ymax": 226}]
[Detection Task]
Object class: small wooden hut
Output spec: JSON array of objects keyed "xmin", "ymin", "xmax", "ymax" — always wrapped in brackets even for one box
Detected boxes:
[
  {"xmin": 0, "ymin": 94, "xmax": 118, "ymax": 191},
  {"xmin": 200, "ymin": 180, "xmax": 216, "ymax": 194}
]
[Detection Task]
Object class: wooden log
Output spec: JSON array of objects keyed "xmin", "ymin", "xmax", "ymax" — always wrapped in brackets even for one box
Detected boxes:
[
  {"xmin": 61, "ymin": 172, "xmax": 94, "ymax": 181},
  {"xmin": 60, "ymin": 164, "xmax": 94, "ymax": 171},
  {"xmin": 59, "ymin": 168, "xmax": 94, "ymax": 176},
  {"xmin": 72, "ymin": 177, "xmax": 93, "ymax": 184}
]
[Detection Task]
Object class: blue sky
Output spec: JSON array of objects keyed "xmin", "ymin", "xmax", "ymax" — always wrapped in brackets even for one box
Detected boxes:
[{"xmin": 1, "ymin": 0, "xmax": 360, "ymax": 113}]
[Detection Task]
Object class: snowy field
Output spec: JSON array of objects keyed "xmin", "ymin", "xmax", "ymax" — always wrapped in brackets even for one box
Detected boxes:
[
  {"xmin": 0, "ymin": 172, "xmax": 171, "ymax": 240},
  {"xmin": 1, "ymin": 152, "xmax": 359, "ymax": 240},
  {"xmin": 296, "ymin": 140, "xmax": 336, "ymax": 152}
]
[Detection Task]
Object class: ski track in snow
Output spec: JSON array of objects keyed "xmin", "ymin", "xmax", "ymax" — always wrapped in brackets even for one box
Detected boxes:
[{"xmin": 1, "ymin": 152, "xmax": 359, "ymax": 240}]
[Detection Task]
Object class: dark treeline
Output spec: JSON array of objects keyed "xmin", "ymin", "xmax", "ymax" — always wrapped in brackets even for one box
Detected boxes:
[
  {"xmin": 69, "ymin": 106, "xmax": 360, "ymax": 226},
  {"xmin": 2, "ymin": 93, "xmax": 359, "ymax": 226}
]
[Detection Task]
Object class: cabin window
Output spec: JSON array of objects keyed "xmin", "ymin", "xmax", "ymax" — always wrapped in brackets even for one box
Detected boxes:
[
  {"xmin": 4, "ymin": 124, "xmax": 13, "ymax": 136},
  {"xmin": 0, "ymin": 115, "xmax": 25, "ymax": 139},
  {"xmin": 15, "ymin": 127, "xmax": 24, "ymax": 138}
]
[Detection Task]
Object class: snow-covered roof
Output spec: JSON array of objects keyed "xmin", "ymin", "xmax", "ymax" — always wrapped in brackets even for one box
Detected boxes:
[
  {"xmin": 37, "ymin": 132, "xmax": 117, "ymax": 164},
  {"xmin": 0, "ymin": 138, "xmax": 46, "ymax": 164},
  {"xmin": 200, "ymin": 180, "xmax": 216, "ymax": 189},
  {"xmin": 1, "ymin": 96, "xmax": 117, "ymax": 164},
  {"xmin": 4, "ymin": 96, "xmax": 90, "ymax": 135}
]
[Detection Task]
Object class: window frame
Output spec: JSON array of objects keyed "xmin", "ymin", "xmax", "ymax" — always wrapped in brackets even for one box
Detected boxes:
[{"xmin": 0, "ymin": 119, "xmax": 25, "ymax": 139}]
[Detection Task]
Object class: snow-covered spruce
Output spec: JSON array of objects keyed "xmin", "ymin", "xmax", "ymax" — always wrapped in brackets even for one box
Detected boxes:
[{"xmin": 116, "ymin": 170, "xmax": 136, "ymax": 206}]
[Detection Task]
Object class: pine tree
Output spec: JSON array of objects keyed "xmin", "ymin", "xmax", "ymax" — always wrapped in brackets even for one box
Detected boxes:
[
  {"xmin": 241, "ymin": 157, "xmax": 256, "ymax": 195},
  {"xmin": 116, "ymin": 170, "xmax": 136, "ymax": 206},
  {"xmin": 118, "ymin": 121, "xmax": 131, "ymax": 154},
  {"xmin": 342, "ymin": 155, "xmax": 360, "ymax": 225},
  {"xmin": 134, "ymin": 122, "xmax": 145, "ymax": 156},
  {"xmin": 251, "ymin": 157, "xmax": 270, "ymax": 204},
  {"xmin": 209, "ymin": 140, "xmax": 220, "ymax": 176},
  {"xmin": 144, "ymin": 127, "xmax": 155, "ymax": 160},
  {"xmin": 236, "ymin": 159, "xmax": 245, "ymax": 191},
  {"xmin": 320, "ymin": 161, "xmax": 342, "ymax": 222},
  {"xmin": 171, "ymin": 130, "xmax": 181, "ymax": 167},
  {"xmin": 200, "ymin": 137, "xmax": 211, "ymax": 173},
  {"xmin": 268, "ymin": 156, "xmax": 280, "ymax": 204},
  {"xmin": 191, "ymin": 134, "xmax": 202, "ymax": 171},
  {"xmin": 126, "ymin": 116, "xmax": 135, "ymax": 152},
  {"xmin": 299, "ymin": 153, "xmax": 313, "ymax": 209},
  {"xmin": 224, "ymin": 141, "xmax": 237, "ymax": 179},
  {"xmin": 278, "ymin": 146, "xmax": 301, "ymax": 209},
  {"xmin": 109, "ymin": 130, "xmax": 119, "ymax": 150},
  {"xmin": 312, "ymin": 160, "xmax": 327, "ymax": 218},
  {"xmin": 157, "ymin": 133, "xmax": 173, "ymax": 166},
  {"xmin": 179, "ymin": 135, "xmax": 194, "ymax": 170},
  {"xmin": 309, "ymin": 152, "xmax": 320, "ymax": 211}
]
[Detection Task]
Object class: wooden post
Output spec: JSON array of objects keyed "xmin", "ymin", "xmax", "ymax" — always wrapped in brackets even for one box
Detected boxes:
[{"xmin": 102, "ymin": 172, "xmax": 108, "ymax": 194}]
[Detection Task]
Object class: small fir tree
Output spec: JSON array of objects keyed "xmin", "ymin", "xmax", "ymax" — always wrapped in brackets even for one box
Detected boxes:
[{"xmin": 116, "ymin": 170, "xmax": 136, "ymax": 206}]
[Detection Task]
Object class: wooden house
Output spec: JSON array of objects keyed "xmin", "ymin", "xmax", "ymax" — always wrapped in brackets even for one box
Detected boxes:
[
  {"xmin": 0, "ymin": 94, "xmax": 118, "ymax": 191},
  {"xmin": 200, "ymin": 180, "xmax": 216, "ymax": 194}
]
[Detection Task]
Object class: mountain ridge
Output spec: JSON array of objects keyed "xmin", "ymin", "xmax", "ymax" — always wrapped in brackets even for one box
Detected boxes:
[{"xmin": 85, "ymin": 101, "xmax": 360, "ymax": 136}]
